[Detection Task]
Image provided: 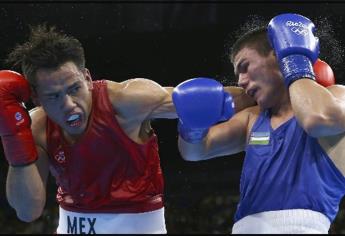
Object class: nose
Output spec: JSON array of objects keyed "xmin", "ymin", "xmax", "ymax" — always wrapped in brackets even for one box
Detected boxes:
[
  {"xmin": 61, "ymin": 94, "xmax": 76, "ymax": 111},
  {"xmin": 238, "ymin": 73, "xmax": 249, "ymax": 89}
]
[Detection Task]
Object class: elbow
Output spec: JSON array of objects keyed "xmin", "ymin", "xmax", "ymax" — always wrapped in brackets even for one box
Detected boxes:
[
  {"xmin": 178, "ymin": 146, "xmax": 205, "ymax": 162},
  {"xmin": 15, "ymin": 205, "xmax": 44, "ymax": 222},
  {"xmin": 180, "ymin": 152, "xmax": 203, "ymax": 162},
  {"xmin": 17, "ymin": 210, "xmax": 43, "ymax": 223},
  {"xmin": 9, "ymin": 199, "xmax": 45, "ymax": 222}
]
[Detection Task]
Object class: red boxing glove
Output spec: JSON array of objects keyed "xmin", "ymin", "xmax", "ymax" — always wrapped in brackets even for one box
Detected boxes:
[
  {"xmin": 313, "ymin": 59, "xmax": 336, "ymax": 87},
  {"xmin": 0, "ymin": 70, "xmax": 38, "ymax": 166}
]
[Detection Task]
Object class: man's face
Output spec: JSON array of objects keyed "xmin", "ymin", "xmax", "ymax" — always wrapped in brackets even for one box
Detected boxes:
[
  {"xmin": 34, "ymin": 61, "xmax": 93, "ymax": 137},
  {"xmin": 233, "ymin": 47, "xmax": 285, "ymax": 109}
]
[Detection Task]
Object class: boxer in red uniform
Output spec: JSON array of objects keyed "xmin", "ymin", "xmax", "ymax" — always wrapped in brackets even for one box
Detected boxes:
[{"xmin": 0, "ymin": 25, "xmax": 255, "ymax": 233}]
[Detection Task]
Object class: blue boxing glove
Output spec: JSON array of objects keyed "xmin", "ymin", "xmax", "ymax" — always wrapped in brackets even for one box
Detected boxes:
[
  {"xmin": 267, "ymin": 13, "xmax": 320, "ymax": 87},
  {"xmin": 172, "ymin": 78, "xmax": 235, "ymax": 143}
]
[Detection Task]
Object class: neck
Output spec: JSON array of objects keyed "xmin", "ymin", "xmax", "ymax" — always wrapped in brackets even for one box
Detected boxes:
[
  {"xmin": 62, "ymin": 129, "xmax": 85, "ymax": 145},
  {"xmin": 269, "ymin": 85, "xmax": 293, "ymax": 116},
  {"xmin": 270, "ymin": 101, "xmax": 292, "ymax": 118},
  {"xmin": 266, "ymin": 93, "xmax": 294, "ymax": 130}
]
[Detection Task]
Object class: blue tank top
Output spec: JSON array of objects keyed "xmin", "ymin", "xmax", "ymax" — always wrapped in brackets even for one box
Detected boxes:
[{"xmin": 234, "ymin": 110, "xmax": 345, "ymax": 223}]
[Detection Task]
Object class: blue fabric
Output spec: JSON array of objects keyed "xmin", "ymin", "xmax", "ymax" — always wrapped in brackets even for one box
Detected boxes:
[
  {"xmin": 267, "ymin": 13, "xmax": 319, "ymax": 63},
  {"xmin": 280, "ymin": 54, "xmax": 315, "ymax": 87},
  {"xmin": 172, "ymin": 77, "xmax": 234, "ymax": 143},
  {"xmin": 267, "ymin": 13, "xmax": 319, "ymax": 87},
  {"xmin": 234, "ymin": 110, "xmax": 345, "ymax": 223}
]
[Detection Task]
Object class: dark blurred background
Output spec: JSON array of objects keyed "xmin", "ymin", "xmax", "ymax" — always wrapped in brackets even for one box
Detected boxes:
[{"xmin": 1, "ymin": 1, "xmax": 345, "ymax": 234}]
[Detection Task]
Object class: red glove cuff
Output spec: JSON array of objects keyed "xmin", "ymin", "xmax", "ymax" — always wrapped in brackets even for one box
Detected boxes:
[
  {"xmin": 313, "ymin": 59, "xmax": 335, "ymax": 87},
  {"xmin": 1, "ymin": 128, "xmax": 38, "ymax": 166}
]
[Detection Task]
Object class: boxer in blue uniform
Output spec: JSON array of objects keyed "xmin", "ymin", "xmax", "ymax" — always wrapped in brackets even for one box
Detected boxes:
[{"xmin": 173, "ymin": 13, "xmax": 345, "ymax": 233}]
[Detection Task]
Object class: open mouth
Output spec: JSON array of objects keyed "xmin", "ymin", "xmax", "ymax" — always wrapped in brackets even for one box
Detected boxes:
[{"xmin": 66, "ymin": 114, "xmax": 82, "ymax": 127}]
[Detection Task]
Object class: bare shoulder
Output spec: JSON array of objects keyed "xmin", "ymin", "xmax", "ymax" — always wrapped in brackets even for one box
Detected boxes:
[
  {"xmin": 327, "ymin": 84, "xmax": 345, "ymax": 91},
  {"xmin": 327, "ymin": 84, "xmax": 345, "ymax": 99},
  {"xmin": 29, "ymin": 106, "xmax": 47, "ymax": 150},
  {"xmin": 236, "ymin": 105, "xmax": 260, "ymax": 120},
  {"xmin": 106, "ymin": 78, "xmax": 171, "ymax": 119},
  {"xmin": 232, "ymin": 105, "xmax": 260, "ymax": 137},
  {"xmin": 107, "ymin": 78, "xmax": 168, "ymax": 99},
  {"xmin": 105, "ymin": 79, "xmax": 123, "ymax": 102},
  {"xmin": 244, "ymin": 105, "xmax": 260, "ymax": 114}
]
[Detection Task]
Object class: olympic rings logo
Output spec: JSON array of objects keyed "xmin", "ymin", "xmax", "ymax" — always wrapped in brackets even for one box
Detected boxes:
[
  {"xmin": 290, "ymin": 27, "xmax": 309, "ymax": 36},
  {"xmin": 285, "ymin": 21, "xmax": 309, "ymax": 36},
  {"xmin": 14, "ymin": 111, "xmax": 25, "ymax": 126},
  {"xmin": 54, "ymin": 150, "xmax": 66, "ymax": 163}
]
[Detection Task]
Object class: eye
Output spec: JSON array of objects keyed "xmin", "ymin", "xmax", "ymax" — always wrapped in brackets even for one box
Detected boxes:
[
  {"xmin": 69, "ymin": 85, "xmax": 81, "ymax": 95},
  {"xmin": 239, "ymin": 62, "xmax": 249, "ymax": 74},
  {"xmin": 46, "ymin": 93, "xmax": 60, "ymax": 101},
  {"xmin": 235, "ymin": 61, "xmax": 249, "ymax": 79}
]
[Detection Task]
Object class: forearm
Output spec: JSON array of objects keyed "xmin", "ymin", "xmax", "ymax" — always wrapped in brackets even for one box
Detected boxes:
[
  {"xmin": 290, "ymin": 80, "xmax": 345, "ymax": 136},
  {"xmin": 178, "ymin": 119, "xmax": 246, "ymax": 161},
  {"xmin": 6, "ymin": 164, "xmax": 47, "ymax": 222}
]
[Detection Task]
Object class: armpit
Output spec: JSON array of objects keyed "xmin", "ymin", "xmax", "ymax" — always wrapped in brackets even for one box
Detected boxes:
[{"xmin": 318, "ymin": 134, "xmax": 345, "ymax": 176}]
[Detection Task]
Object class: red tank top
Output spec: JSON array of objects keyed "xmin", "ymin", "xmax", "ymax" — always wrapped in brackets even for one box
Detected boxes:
[{"xmin": 46, "ymin": 80, "xmax": 164, "ymax": 213}]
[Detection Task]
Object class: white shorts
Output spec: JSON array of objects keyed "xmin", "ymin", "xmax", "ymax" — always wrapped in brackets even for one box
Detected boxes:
[
  {"xmin": 56, "ymin": 206, "xmax": 167, "ymax": 234},
  {"xmin": 232, "ymin": 209, "xmax": 331, "ymax": 234}
]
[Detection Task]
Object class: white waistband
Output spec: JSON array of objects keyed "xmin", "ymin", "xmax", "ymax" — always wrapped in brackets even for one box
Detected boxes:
[
  {"xmin": 56, "ymin": 206, "xmax": 166, "ymax": 234},
  {"xmin": 232, "ymin": 209, "xmax": 331, "ymax": 234}
]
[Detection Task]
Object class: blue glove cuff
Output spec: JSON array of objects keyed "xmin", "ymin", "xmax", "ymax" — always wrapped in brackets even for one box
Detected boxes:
[
  {"xmin": 219, "ymin": 92, "xmax": 235, "ymax": 122},
  {"xmin": 280, "ymin": 54, "xmax": 316, "ymax": 87},
  {"xmin": 178, "ymin": 120, "xmax": 208, "ymax": 144}
]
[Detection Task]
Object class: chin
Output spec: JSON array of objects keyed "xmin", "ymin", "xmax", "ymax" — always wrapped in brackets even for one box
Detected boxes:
[
  {"xmin": 257, "ymin": 99, "xmax": 269, "ymax": 110},
  {"xmin": 65, "ymin": 124, "xmax": 86, "ymax": 136}
]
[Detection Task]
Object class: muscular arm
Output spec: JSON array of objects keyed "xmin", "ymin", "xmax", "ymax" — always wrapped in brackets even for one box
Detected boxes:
[
  {"xmin": 149, "ymin": 86, "xmax": 176, "ymax": 119},
  {"xmin": 6, "ymin": 147, "xmax": 49, "ymax": 222},
  {"xmin": 178, "ymin": 107, "xmax": 252, "ymax": 161},
  {"xmin": 6, "ymin": 107, "xmax": 49, "ymax": 222},
  {"xmin": 289, "ymin": 80, "xmax": 345, "ymax": 137},
  {"xmin": 107, "ymin": 79, "xmax": 176, "ymax": 122},
  {"xmin": 108, "ymin": 80, "xmax": 255, "ymax": 122}
]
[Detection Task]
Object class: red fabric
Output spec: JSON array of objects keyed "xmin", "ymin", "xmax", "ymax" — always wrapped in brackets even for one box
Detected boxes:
[
  {"xmin": 47, "ymin": 80, "xmax": 164, "ymax": 213},
  {"xmin": 1, "ymin": 128, "xmax": 38, "ymax": 166},
  {"xmin": 0, "ymin": 70, "xmax": 37, "ymax": 165}
]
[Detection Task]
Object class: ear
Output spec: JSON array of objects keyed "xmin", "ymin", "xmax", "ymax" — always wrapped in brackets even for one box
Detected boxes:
[
  {"xmin": 83, "ymin": 68, "xmax": 93, "ymax": 90},
  {"xmin": 269, "ymin": 50, "xmax": 276, "ymax": 58}
]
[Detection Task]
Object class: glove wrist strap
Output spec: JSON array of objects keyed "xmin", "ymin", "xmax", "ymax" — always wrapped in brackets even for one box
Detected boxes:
[
  {"xmin": 178, "ymin": 121, "xmax": 208, "ymax": 144},
  {"xmin": 280, "ymin": 54, "xmax": 315, "ymax": 87}
]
